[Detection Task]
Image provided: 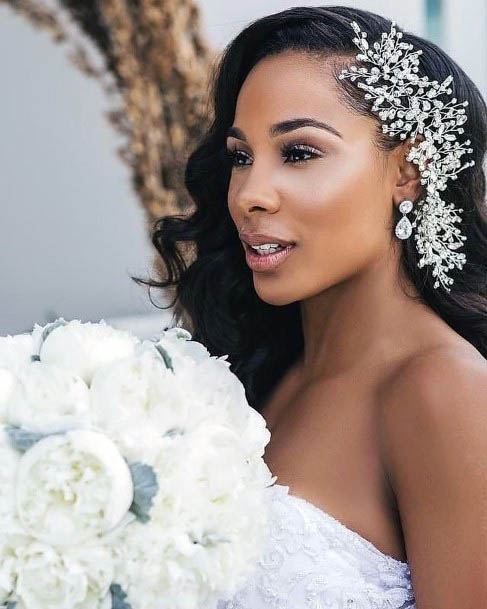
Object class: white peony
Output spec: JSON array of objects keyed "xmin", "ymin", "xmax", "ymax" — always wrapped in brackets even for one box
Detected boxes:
[
  {"xmin": 14, "ymin": 542, "xmax": 113, "ymax": 609},
  {"xmin": 37, "ymin": 319, "xmax": 139, "ymax": 386},
  {"xmin": 7, "ymin": 361, "xmax": 91, "ymax": 434},
  {"xmin": 113, "ymin": 520, "xmax": 212, "ymax": 609},
  {"xmin": 0, "ymin": 428, "xmax": 21, "ymax": 531},
  {"xmin": 0, "ymin": 332, "xmax": 35, "ymax": 423},
  {"xmin": 16, "ymin": 430, "xmax": 134, "ymax": 546},
  {"xmin": 0, "ymin": 536, "xmax": 19, "ymax": 604},
  {"xmin": 0, "ymin": 333, "xmax": 35, "ymax": 373},
  {"xmin": 111, "ymin": 423, "xmax": 274, "ymax": 609},
  {"xmin": 90, "ymin": 349, "xmax": 194, "ymax": 464},
  {"xmin": 0, "ymin": 368, "xmax": 17, "ymax": 424},
  {"xmin": 143, "ymin": 326, "xmax": 211, "ymax": 370},
  {"xmin": 0, "ymin": 319, "xmax": 275, "ymax": 609},
  {"xmin": 165, "ymin": 355, "xmax": 271, "ymax": 459},
  {"xmin": 152, "ymin": 423, "xmax": 274, "ymax": 529}
]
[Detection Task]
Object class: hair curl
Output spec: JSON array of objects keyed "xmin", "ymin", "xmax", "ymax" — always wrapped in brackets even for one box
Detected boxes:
[{"xmin": 133, "ymin": 5, "xmax": 487, "ymax": 413}]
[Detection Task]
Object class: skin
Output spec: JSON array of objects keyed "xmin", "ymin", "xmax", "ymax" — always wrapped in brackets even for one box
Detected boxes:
[{"xmin": 226, "ymin": 50, "xmax": 487, "ymax": 606}]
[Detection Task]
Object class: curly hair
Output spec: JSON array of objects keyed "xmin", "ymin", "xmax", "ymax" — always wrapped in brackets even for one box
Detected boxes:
[{"xmin": 133, "ymin": 5, "xmax": 487, "ymax": 413}]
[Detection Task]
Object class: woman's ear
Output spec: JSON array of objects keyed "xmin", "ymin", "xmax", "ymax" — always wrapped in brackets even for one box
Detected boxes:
[{"xmin": 392, "ymin": 137, "xmax": 424, "ymax": 207}]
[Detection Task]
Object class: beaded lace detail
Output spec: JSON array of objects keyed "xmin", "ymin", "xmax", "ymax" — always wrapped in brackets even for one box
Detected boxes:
[{"xmin": 217, "ymin": 483, "xmax": 416, "ymax": 609}]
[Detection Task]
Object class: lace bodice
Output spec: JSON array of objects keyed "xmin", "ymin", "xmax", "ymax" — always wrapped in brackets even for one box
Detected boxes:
[{"xmin": 217, "ymin": 483, "xmax": 416, "ymax": 609}]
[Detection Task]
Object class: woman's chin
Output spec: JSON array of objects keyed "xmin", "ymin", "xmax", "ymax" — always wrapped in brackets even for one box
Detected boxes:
[{"xmin": 253, "ymin": 281, "xmax": 300, "ymax": 306}]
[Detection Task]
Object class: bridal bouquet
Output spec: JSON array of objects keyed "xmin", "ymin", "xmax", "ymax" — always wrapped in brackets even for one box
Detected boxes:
[{"xmin": 0, "ymin": 318, "xmax": 275, "ymax": 609}]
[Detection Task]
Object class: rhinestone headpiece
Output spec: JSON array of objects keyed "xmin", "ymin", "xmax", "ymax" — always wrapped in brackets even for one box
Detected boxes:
[{"xmin": 338, "ymin": 20, "xmax": 476, "ymax": 291}]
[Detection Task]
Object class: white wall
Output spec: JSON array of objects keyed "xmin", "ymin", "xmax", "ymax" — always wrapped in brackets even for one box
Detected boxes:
[
  {"xmin": 0, "ymin": 1, "xmax": 485, "ymax": 335},
  {"xmin": 200, "ymin": 1, "xmax": 425, "ymax": 49},
  {"xmin": 199, "ymin": 0, "xmax": 486, "ymax": 100},
  {"xmin": 0, "ymin": 7, "xmax": 168, "ymax": 335},
  {"xmin": 443, "ymin": 0, "xmax": 487, "ymax": 100}
]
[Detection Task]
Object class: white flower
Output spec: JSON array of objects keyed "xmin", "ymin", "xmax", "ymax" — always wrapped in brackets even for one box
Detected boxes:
[
  {"xmin": 16, "ymin": 430, "xmax": 134, "ymax": 546},
  {"xmin": 90, "ymin": 349, "xmax": 193, "ymax": 464},
  {"xmin": 173, "ymin": 356, "xmax": 271, "ymax": 459},
  {"xmin": 91, "ymin": 345, "xmax": 270, "ymax": 466},
  {"xmin": 113, "ymin": 520, "xmax": 206, "ymax": 609},
  {"xmin": 0, "ymin": 427, "xmax": 21, "ymax": 530},
  {"xmin": 0, "ymin": 319, "xmax": 275, "ymax": 608},
  {"xmin": 14, "ymin": 542, "xmax": 113, "ymax": 609},
  {"xmin": 0, "ymin": 368, "xmax": 17, "ymax": 424},
  {"xmin": 0, "ymin": 538, "xmax": 17, "ymax": 604},
  {"xmin": 144, "ymin": 326, "xmax": 211, "ymax": 370},
  {"xmin": 240, "ymin": 406, "xmax": 271, "ymax": 459},
  {"xmin": 0, "ymin": 333, "xmax": 33, "ymax": 422},
  {"xmin": 7, "ymin": 361, "xmax": 91, "ymax": 434},
  {"xmin": 114, "ymin": 422, "xmax": 273, "ymax": 609},
  {"xmin": 0, "ymin": 333, "xmax": 35, "ymax": 373},
  {"xmin": 38, "ymin": 319, "xmax": 139, "ymax": 386},
  {"xmin": 152, "ymin": 423, "xmax": 274, "ymax": 530}
]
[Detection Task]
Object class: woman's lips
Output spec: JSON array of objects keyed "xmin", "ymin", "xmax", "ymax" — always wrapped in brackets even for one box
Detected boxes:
[{"xmin": 243, "ymin": 242, "xmax": 296, "ymax": 271}]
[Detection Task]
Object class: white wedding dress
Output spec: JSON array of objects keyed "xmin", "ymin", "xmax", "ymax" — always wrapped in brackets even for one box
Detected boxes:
[{"xmin": 217, "ymin": 483, "xmax": 416, "ymax": 609}]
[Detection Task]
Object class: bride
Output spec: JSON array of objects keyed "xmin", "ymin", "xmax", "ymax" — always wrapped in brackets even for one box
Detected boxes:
[{"xmin": 140, "ymin": 5, "xmax": 487, "ymax": 607}]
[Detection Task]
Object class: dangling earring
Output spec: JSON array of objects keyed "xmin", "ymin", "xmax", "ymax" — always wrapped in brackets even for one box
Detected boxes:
[{"xmin": 395, "ymin": 199, "xmax": 414, "ymax": 240}]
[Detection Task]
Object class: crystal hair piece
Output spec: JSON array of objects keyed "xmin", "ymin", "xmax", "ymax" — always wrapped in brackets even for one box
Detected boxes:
[{"xmin": 338, "ymin": 20, "xmax": 476, "ymax": 291}]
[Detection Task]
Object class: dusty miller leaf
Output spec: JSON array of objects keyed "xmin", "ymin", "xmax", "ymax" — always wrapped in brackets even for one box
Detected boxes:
[
  {"xmin": 5, "ymin": 425, "xmax": 54, "ymax": 453},
  {"xmin": 110, "ymin": 584, "xmax": 132, "ymax": 609},
  {"xmin": 128, "ymin": 462, "xmax": 159, "ymax": 523}
]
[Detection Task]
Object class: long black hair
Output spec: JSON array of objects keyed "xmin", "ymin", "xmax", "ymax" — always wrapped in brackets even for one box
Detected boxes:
[{"xmin": 133, "ymin": 6, "xmax": 487, "ymax": 413}]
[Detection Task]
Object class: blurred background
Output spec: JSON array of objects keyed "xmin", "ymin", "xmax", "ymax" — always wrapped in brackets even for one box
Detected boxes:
[{"xmin": 1, "ymin": 0, "xmax": 486, "ymax": 338}]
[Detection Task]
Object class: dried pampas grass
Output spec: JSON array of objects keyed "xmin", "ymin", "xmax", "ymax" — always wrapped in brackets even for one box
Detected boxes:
[{"xmin": 1, "ymin": 0, "xmax": 217, "ymax": 226}]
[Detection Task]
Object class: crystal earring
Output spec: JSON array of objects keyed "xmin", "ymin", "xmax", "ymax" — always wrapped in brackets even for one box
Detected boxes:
[{"xmin": 395, "ymin": 199, "xmax": 414, "ymax": 240}]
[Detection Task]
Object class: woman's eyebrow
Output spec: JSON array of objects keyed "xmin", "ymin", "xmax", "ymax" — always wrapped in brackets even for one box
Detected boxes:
[{"xmin": 226, "ymin": 117, "xmax": 343, "ymax": 141}]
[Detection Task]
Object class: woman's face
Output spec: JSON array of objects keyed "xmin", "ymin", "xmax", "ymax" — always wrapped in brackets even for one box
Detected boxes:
[{"xmin": 226, "ymin": 50, "xmax": 406, "ymax": 305}]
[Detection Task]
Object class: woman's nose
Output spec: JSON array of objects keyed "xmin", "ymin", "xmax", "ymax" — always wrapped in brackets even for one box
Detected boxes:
[{"xmin": 233, "ymin": 165, "xmax": 280, "ymax": 215}]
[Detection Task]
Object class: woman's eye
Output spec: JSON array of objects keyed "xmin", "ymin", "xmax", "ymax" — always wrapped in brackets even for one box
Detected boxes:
[
  {"xmin": 282, "ymin": 144, "xmax": 321, "ymax": 164},
  {"xmin": 224, "ymin": 144, "xmax": 322, "ymax": 168},
  {"xmin": 225, "ymin": 149, "xmax": 251, "ymax": 167}
]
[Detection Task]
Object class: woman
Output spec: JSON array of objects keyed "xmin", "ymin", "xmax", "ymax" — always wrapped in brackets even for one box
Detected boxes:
[{"xmin": 135, "ymin": 5, "xmax": 487, "ymax": 607}]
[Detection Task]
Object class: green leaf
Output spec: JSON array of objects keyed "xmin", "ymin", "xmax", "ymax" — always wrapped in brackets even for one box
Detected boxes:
[
  {"xmin": 128, "ymin": 462, "xmax": 159, "ymax": 523},
  {"xmin": 5, "ymin": 425, "xmax": 54, "ymax": 453},
  {"xmin": 41, "ymin": 318, "xmax": 68, "ymax": 344},
  {"xmin": 162, "ymin": 426, "xmax": 184, "ymax": 438},
  {"xmin": 153, "ymin": 344, "xmax": 174, "ymax": 372},
  {"xmin": 34, "ymin": 318, "xmax": 69, "ymax": 361},
  {"xmin": 110, "ymin": 584, "xmax": 132, "ymax": 609}
]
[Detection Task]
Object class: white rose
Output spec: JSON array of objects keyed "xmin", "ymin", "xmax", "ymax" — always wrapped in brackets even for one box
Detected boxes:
[
  {"xmin": 38, "ymin": 319, "xmax": 139, "ymax": 386},
  {"xmin": 16, "ymin": 430, "xmax": 134, "ymax": 546},
  {"xmin": 7, "ymin": 361, "xmax": 91, "ymax": 433},
  {"xmin": 14, "ymin": 542, "xmax": 113, "ymax": 609}
]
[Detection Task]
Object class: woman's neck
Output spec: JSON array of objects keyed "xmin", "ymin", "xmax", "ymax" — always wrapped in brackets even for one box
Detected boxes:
[{"xmin": 298, "ymin": 253, "xmax": 442, "ymax": 379}]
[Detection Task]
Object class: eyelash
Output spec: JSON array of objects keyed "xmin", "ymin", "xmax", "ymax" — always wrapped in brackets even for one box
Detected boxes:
[{"xmin": 224, "ymin": 143, "xmax": 323, "ymax": 167}]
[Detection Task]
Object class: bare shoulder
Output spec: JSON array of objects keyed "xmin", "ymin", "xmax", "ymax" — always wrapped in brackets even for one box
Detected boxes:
[
  {"xmin": 378, "ymin": 339, "xmax": 487, "ymax": 434},
  {"xmin": 377, "ymin": 340, "xmax": 487, "ymax": 604},
  {"xmin": 378, "ymin": 338, "xmax": 487, "ymax": 472}
]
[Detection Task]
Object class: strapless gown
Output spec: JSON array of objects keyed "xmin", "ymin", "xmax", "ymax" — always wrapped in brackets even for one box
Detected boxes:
[{"xmin": 217, "ymin": 483, "xmax": 416, "ymax": 609}]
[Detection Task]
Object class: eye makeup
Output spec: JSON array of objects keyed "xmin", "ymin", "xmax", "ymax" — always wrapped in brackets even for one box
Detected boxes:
[{"xmin": 224, "ymin": 140, "xmax": 325, "ymax": 167}]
